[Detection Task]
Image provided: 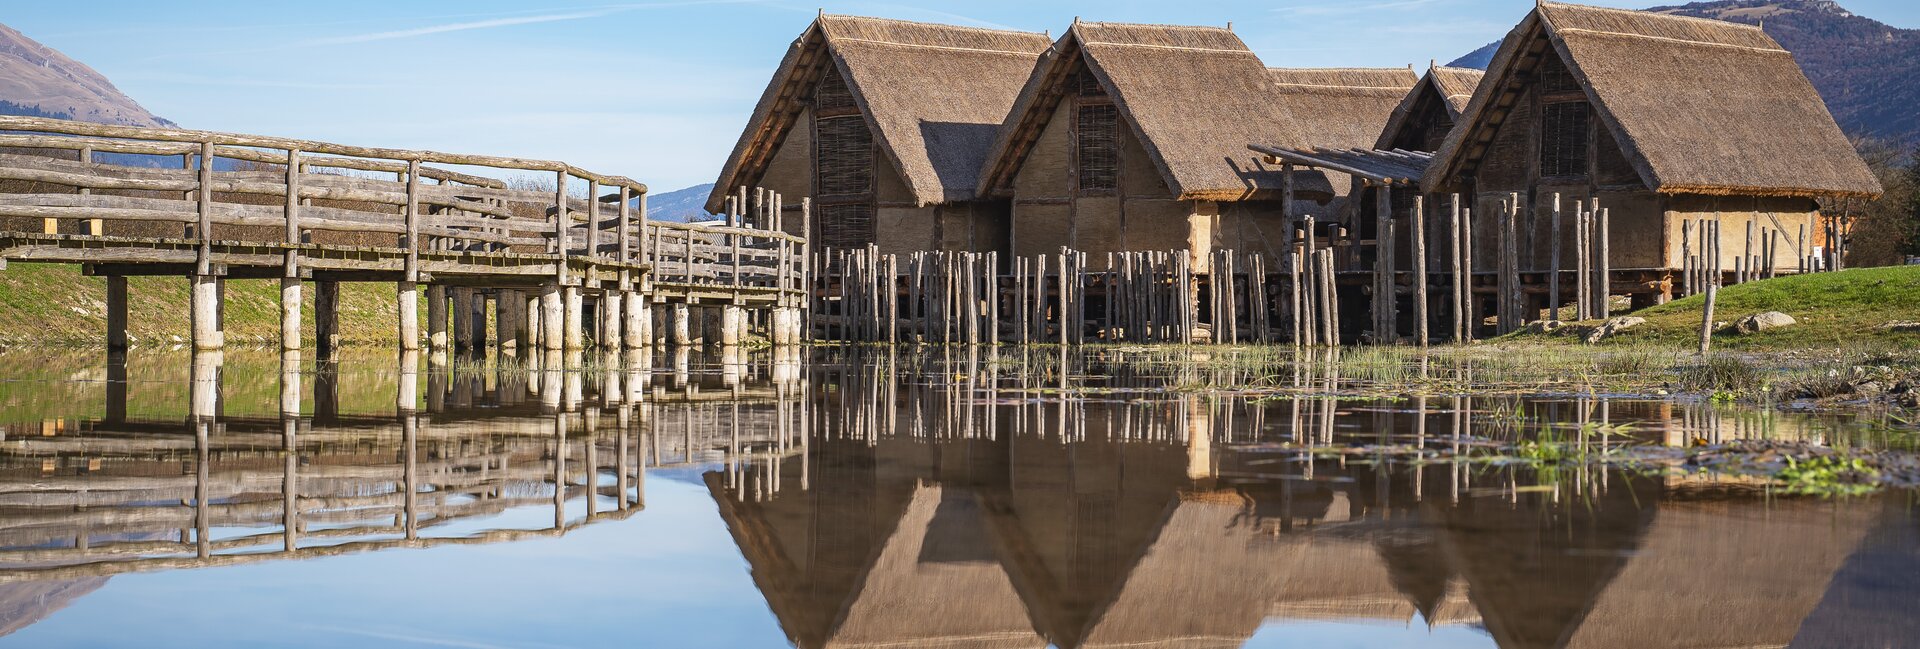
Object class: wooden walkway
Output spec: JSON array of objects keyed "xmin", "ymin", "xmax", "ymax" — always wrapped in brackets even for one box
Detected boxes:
[{"xmin": 0, "ymin": 115, "xmax": 809, "ymax": 351}]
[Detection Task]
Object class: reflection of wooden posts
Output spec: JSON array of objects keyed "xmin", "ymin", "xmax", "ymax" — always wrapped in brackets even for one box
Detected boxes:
[
  {"xmin": 403, "ymin": 413, "xmax": 418, "ymax": 540},
  {"xmin": 106, "ymin": 275, "xmax": 128, "ymax": 350},
  {"xmin": 196, "ymin": 421, "xmax": 211, "ymax": 559},
  {"xmin": 106, "ymin": 351, "xmax": 127, "ymax": 423},
  {"xmin": 1412, "ymin": 195, "xmax": 1427, "ymax": 346}
]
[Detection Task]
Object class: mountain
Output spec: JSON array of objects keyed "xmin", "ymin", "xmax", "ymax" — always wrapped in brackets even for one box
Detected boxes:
[
  {"xmin": 1447, "ymin": 0, "xmax": 1920, "ymax": 145},
  {"xmin": 0, "ymin": 23, "xmax": 172, "ymax": 128},
  {"xmin": 647, "ymin": 183, "xmax": 718, "ymax": 223}
]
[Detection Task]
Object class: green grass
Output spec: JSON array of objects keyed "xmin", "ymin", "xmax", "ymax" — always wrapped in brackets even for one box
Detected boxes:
[
  {"xmin": 0, "ymin": 262, "xmax": 402, "ymax": 346},
  {"xmin": 1607, "ymin": 265, "xmax": 1920, "ymax": 350}
]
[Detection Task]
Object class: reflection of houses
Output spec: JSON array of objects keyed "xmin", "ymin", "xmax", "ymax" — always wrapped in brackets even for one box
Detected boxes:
[
  {"xmin": 715, "ymin": 374, "xmax": 1918, "ymax": 649},
  {"xmin": 708, "ymin": 15, "xmax": 1052, "ymax": 253}
]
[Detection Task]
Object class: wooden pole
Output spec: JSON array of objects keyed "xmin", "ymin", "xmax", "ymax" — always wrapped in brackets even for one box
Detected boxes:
[
  {"xmin": 1449, "ymin": 195, "xmax": 1463, "ymax": 343},
  {"xmin": 1699, "ymin": 220, "xmax": 1719, "ymax": 354},
  {"xmin": 1549, "ymin": 193, "xmax": 1561, "ymax": 320},
  {"xmin": 1596, "ymin": 207, "xmax": 1610, "ymax": 318},
  {"xmin": 1574, "ymin": 201, "xmax": 1589, "ymax": 320},
  {"xmin": 1412, "ymin": 194, "xmax": 1427, "ymax": 346}
]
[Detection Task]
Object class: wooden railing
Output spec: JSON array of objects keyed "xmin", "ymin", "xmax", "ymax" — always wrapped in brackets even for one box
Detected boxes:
[{"xmin": 0, "ymin": 116, "xmax": 806, "ymax": 296}]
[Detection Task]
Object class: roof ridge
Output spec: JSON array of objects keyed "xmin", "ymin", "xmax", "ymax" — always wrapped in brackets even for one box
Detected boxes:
[
  {"xmin": 1269, "ymin": 66, "xmax": 1414, "ymax": 72},
  {"xmin": 829, "ymin": 36, "xmax": 1052, "ymax": 56},
  {"xmin": 1553, "ymin": 26, "xmax": 1789, "ymax": 54},
  {"xmin": 1538, "ymin": 0, "xmax": 1769, "ymax": 34},
  {"xmin": 818, "ymin": 13, "xmax": 1049, "ymax": 38},
  {"xmin": 1072, "ymin": 20, "xmax": 1233, "ymax": 31}
]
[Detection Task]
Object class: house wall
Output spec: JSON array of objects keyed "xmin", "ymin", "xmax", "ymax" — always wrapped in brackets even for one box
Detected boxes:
[
  {"xmin": 1663, "ymin": 194, "xmax": 1820, "ymax": 272},
  {"xmin": 1007, "ymin": 96, "xmax": 1231, "ymax": 269},
  {"xmin": 1457, "ymin": 57, "xmax": 1670, "ymax": 275},
  {"xmin": 764, "ymin": 107, "xmax": 814, "ymax": 236}
]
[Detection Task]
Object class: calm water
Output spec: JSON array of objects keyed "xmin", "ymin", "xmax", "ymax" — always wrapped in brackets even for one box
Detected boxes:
[{"xmin": 0, "ymin": 347, "xmax": 1914, "ymax": 648}]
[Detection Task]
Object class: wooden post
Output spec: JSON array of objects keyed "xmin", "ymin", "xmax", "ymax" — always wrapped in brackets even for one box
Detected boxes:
[
  {"xmin": 106, "ymin": 275, "xmax": 128, "ymax": 350},
  {"xmin": 1574, "ymin": 201, "xmax": 1589, "ymax": 320},
  {"xmin": 1412, "ymin": 194, "xmax": 1427, "ymax": 346},
  {"xmin": 1460, "ymin": 207, "xmax": 1473, "ymax": 341},
  {"xmin": 280, "ymin": 148, "xmax": 303, "ymax": 351},
  {"xmin": 315, "ymin": 280, "xmax": 339, "ymax": 358},
  {"xmin": 1681, "ymin": 219, "xmax": 1693, "ymax": 297},
  {"xmin": 398, "ymin": 159, "xmax": 421, "ymax": 351},
  {"xmin": 1549, "ymin": 193, "xmax": 1562, "ymax": 320},
  {"xmin": 554, "ymin": 170, "xmax": 570, "ymax": 283},
  {"xmin": 1595, "ymin": 207, "xmax": 1610, "ymax": 318},
  {"xmin": 1742, "ymin": 219, "xmax": 1754, "ymax": 284},
  {"xmin": 1699, "ymin": 220, "xmax": 1719, "ymax": 354},
  {"xmin": 541, "ymin": 284, "xmax": 564, "ymax": 350},
  {"xmin": 1449, "ymin": 194, "xmax": 1464, "ymax": 343}
]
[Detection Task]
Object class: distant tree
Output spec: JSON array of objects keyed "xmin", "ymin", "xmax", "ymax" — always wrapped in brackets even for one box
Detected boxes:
[{"xmin": 1846, "ymin": 139, "xmax": 1919, "ymax": 266}]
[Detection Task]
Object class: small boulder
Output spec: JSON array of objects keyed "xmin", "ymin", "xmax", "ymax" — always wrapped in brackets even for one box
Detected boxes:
[
  {"xmin": 1732, "ymin": 311, "xmax": 1796, "ymax": 334},
  {"xmin": 1582, "ymin": 316, "xmax": 1646, "ymax": 344},
  {"xmin": 1878, "ymin": 321, "xmax": 1920, "ymax": 333},
  {"xmin": 1521, "ymin": 320, "xmax": 1564, "ymax": 335}
]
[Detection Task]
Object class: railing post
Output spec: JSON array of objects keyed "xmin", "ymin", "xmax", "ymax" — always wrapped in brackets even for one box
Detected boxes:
[
  {"xmin": 398, "ymin": 158, "xmax": 422, "ymax": 350},
  {"xmin": 81, "ymin": 145, "xmax": 99, "ymax": 235},
  {"xmin": 192, "ymin": 140, "xmax": 222, "ymax": 351},
  {"xmin": 281, "ymin": 148, "xmax": 303, "ymax": 351}
]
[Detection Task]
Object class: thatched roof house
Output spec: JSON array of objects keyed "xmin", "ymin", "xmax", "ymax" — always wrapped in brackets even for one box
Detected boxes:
[
  {"xmin": 974, "ymin": 22, "xmax": 1373, "ymax": 266},
  {"xmin": 1268, "ymin": 67, "xmax": 1419, "ymax": 153},
  {"xmin": 1377, "ymin": 65, "xmax": 1484, "ymax": 153},
  {"xmin": 708, "ymin": 15, "xmax": 1051, "ymax": 253},
  {"xmin": 1417, "ymin": 1, "xmax": 1881, "ymax": 305}
]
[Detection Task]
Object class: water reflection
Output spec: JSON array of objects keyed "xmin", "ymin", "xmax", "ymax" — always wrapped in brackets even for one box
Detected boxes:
[{"xmin": 0, "ymin": 347, "xmax": 1913, "ymax": 647}]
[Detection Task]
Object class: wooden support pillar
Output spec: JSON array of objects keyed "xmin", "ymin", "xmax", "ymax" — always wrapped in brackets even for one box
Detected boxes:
[
  {"xmin": 427, "ymin": 284, "xmax": 449, "ymax": 350},
  {"xmin": 564, "ymin": 286, "xmax": 584, "ymax": 350},
  {"xmin": 280, "ymin": 277, "xmax": 301, "ymax": 351},
  {"xmin": 601, "ymin": 290, "xmax": 623, "ymax": 349},
  {"xmin": 471, "ymin": 290, "xmax": 490, "ymax": 349},
  {"xmin": 398, "ymin": 281, "xmax": 420, "ymax": 350},
  {"xmin": 191, "ymin": 273, "xmax": 223, "ymax": 351},
  {"xmin": 525, "ymin": 292, "xmax": 542, "ymax": 351},
  {"xmin": 451, "ymin": 287, "xmax": 475, "ymax": 350},
  {"xmin": 721, "ymin": 304, "xmax": 745, "ymax": 346},
  {"xmin": 315, "ymin": 280, "xmax": 339, "ymax": 357},
  {"xmin": 106, "ymin": 275, "xmax": 129, "ymax": 350},
  {"xmin": 541, "ymin": 284, "xmax": 564, "ymax": 351},
  {"xmin": 670, "ymin": 303, "xmax": 692, "ymax": 346},
  {"xmin": 495, "ymin": 289, "xmax": 518, "ymax": 349},
  {"xmin": 624, "ymin": 292, "xmax": 650, "ymax": 348}
]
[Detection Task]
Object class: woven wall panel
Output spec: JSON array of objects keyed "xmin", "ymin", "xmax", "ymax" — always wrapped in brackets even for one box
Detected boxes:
[
  {"xmin": 816, "ymin": 202, "xmax": 874, "ymax": 250},
  {"xmin": 815, "ymin": 66, "xmax": 855, "ymax": 112},
  {"xmin": 1540, "ymin": 101, "xmax": 1591, "ymax": 178},
  {"xmin": 815, "ymin": 115, "xmax": 873, "ymax": 197},
  {"xmin": 1076, "ymin": 104, "xmax": 1119, "ymax": 192}
]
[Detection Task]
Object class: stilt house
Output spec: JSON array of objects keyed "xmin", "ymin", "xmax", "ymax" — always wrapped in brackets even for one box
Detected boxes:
[
  {"xmin": 973, "ymin": 22, "xmax": 1370, "ymax": 269},
  {"xmin": 1421, "ymin": 1, "xmax": 1881, "ymax": 303},
  {"xmin": 708, "ymin": 15, "xmax": 1052, "ymax": 254},
  {"xmin": 1378, "ymin": 65, "xmax": 1484, "ymax": 153}
]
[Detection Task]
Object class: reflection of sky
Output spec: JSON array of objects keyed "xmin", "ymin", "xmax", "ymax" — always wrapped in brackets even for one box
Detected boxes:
[
  {"xmin": 0, "ymin": 480, "xmax": 785, "ymax": 648},
  {"xmin": 1245, "ymin": 619, "xmax": 1492, "ymax": 649}
]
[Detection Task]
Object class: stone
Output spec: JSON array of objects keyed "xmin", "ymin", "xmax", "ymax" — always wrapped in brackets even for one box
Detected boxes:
[
  {"xmin": 1581, "ymin": 316, "xmax": 1646, "ymax": 344},
  {"xmin": 1877, "ymin": 321, "xmax": 1920, "ymax": 333},
  {"xmin": 1732, "ymin": 311, "xmax": 1797, "ymax": 334},
  {"xmin": 1521, "ymin": 320, "xmax": 1564, "ymax": 335}
]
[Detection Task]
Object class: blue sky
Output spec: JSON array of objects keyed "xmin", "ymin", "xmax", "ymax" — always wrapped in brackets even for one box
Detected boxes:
[{"xmin": 9, "ymin": 0, "xmax": 1915, "ymax": 193}]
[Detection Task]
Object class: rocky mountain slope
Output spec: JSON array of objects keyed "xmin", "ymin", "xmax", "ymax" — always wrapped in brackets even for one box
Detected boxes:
[{"xmin": 0, "ymin": 23, "xmax": 172, "ymax": 127}]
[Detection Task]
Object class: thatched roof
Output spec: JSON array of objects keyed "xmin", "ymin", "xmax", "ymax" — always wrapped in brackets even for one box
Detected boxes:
[
  {"xmin": 1267, "ymin": 67, "xmax": 1418, "ymax": 151},
  {"xmin": 1422, "ymin": 1, "xmax": 1882, "ymax": 199},
  {"xmin": 707, "ymin": 15, "xmax": 1051, "ymax": 212},
  {"xmin": 977, "ymin": 22, "xmax": 1336, "ymax": 202},
  {"xmin": 1375, "ymin": 65, "xmax": 1484, "ymax": 150}
]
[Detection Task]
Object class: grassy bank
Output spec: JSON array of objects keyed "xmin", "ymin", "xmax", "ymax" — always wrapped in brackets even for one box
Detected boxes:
[
  {"xmin": 0, "ymin": 262, "xmax": 401, "ymax": 346},
  {"xmin": 1503, "ymin": 265, "xmax": 1920, "ymax": 350}
]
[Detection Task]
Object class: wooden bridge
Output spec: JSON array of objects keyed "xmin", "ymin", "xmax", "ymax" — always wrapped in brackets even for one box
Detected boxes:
[{"xmin": 0, "ymin": 116, "xmax": 809, "ymax": 351}]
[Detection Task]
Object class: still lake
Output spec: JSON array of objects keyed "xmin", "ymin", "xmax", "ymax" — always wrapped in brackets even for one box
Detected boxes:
[{"xmin": 0, "ymin": 346, "xmax": 1913, "ymax": 648}]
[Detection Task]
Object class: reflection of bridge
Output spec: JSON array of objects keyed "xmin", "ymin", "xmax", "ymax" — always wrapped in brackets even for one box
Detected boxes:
[
  {"xmin": 0, "ymin": 349, "xmax": 809, "ymax": 589},
  {"xmin": 0, "ymin": 115, "xmax": 807, "ymax": 352}
]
